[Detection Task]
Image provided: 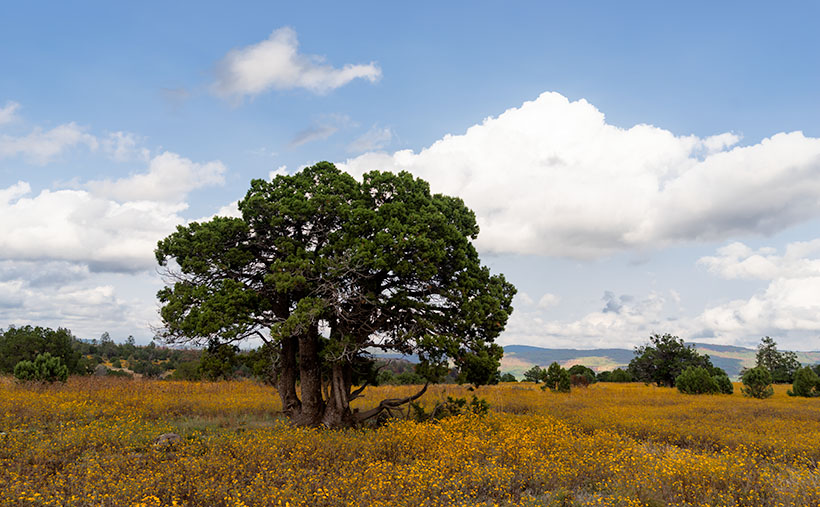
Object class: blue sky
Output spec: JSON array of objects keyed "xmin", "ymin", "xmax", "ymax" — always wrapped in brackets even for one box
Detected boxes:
[{"xmin": 2, "ymin": 2, "xmax": 820, "ymax": 349}]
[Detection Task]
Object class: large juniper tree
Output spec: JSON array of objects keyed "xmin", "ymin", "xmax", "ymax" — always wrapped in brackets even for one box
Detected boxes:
[{"xmin": 155, "ymin": 162, "xmax": 515, "ymax": 427}]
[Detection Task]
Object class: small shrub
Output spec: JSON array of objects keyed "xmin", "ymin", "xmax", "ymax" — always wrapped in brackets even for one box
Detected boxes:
[
  {"xmin": 610, "ymin": 368, "xmax": 633, "ymax": 382},
  {"xmin": 741, "ymin": 366, "xmax": 774, "ymax": 399},
  {"xmin": 410, "ymin": 395, "xmax": 490, "ymax": 422},
  {"xmin": 788, "ymin": 366, "xmax": 820, "ymax": 397},
  {"xmin": 542, "ymin": 362, "xmax": 570, "ymax": 393},
  {"xmin": 568, "ymin": 364, "xmax": 596, "ymax": 384},
  {"xmin": 13, "ymin": 353, "xmax": 69, "ymax": 383},
  {"xmin": 676, "ymin": 366, "xmax": 719, "ymax": 394},
  {"xmin": 713, "ymin": 374, "xmax": 734, "ymax": 395}
]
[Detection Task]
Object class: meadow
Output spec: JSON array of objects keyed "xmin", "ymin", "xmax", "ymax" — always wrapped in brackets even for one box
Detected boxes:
[{"xmin": 2, "ymin": 378, "xmax": 820, "ymax": 506}]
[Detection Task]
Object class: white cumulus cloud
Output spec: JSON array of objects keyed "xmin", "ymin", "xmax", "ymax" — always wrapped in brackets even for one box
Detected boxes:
[
  {"xmin": 694, "ymin": 240, "xmax": 820, "ymax": 345},
  {"xmin": 0, "ymin": 151, "xmax": 226, "ymax": 272},
  {"xmin": 339, "ymin": 92, "xmax": 820, "ymax": 259},
  {"xmin": 212, "ymin": 27, "xmax": 381, "ymax": 99},
  {"xmin": 86, "ymin": 151, "xmax": 226, "ymax": 203}
]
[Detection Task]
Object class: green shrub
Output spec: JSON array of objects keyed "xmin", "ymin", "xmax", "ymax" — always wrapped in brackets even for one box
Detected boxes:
[
  {"xmin": 713, "ymin": 374, "xmax": 734, "ymax": 395},
  {"xmin": 13, "ymin": 353, "xmax": 69, "ymax": 383},
  {"xmin": 499, "ymin": 372, "xmax": 517, "ymax": 382},
  {"xmin": 676, "ymin": 366, "xmax": 719, "ymax": 394},
  {"xmin": 542, "ymin": 362, "xmax": 570, "ymax": 393},
  {"xmin": 741, "ymin": 366, "xmax": 774, "ymax": 399},
  {"xmin": 609, "ymin": 368, "xmax": 633, "ymax": 382},
  {"xmin": 787, "ymin": 366, "xmax": 820, "ymax": 397},
  {"xmin": 410, "ymin": 395, "xmax": 490, "ymax": 422}
]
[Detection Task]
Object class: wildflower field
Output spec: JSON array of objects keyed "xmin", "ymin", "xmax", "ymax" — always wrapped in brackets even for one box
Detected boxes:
[{"xmin": 2, "ymin": 378, "xmax": 820, "ymax": 506}]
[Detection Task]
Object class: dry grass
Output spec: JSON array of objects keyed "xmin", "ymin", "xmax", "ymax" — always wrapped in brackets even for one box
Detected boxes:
[{"xmin": 2, "ymin": 378, "xmax": 820, "ymax": 506}]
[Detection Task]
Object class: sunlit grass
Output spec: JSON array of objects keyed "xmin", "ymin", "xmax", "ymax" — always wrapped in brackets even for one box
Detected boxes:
[{"xmin": 2, "ymin": 378, "xmax": 820, "ymax": 506}]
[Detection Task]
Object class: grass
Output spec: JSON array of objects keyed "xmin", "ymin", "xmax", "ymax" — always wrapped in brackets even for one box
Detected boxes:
[{"xmin": 2, "ymin": 377, "xmax": 820, "ymax": 506}]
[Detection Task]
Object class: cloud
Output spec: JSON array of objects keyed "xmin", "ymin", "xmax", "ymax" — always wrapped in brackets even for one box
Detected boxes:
[
  {"xmin": 348, "ymin": 126, "xmax": 393, "ymax": 153},
  {"xmin": 290, "ymin": 114, "xmax": 352, "ymax": 147},
  {"xmin": 537, "ymin": 293, "xmax": 560, "ymax": 309},
  {"xmin": 0, "ymin": 122, "xmax": 98, "ymax": 164},
  {"xmin": 339, "ymin": 92, "xmax": 820, "ymax": 259},
  {"xmin": 0, "ymin": 101, "xmax": 20, "ymax": 125},
  {"xmin": 212, "ymin": 27, "xmax": 381, "ymax": 99},
  {"xmin": 0, "ymin": 152, "xmax": 226, "ymax": 272},
  {"xmin": 0, "ymin": 261, "xmax": 162, "ymax": 341},
  {"xmin": 102, "ymin": 131, "xmax": 150, "ymax": 162},
  {"xmin": 0, "ymin": 184, "xmax": 186, "ymax": 272},
  {"xmin": 693, "ymin": 240, "xmax": 820, "ymax": 345},
  {"xmin": 269, "ymin": 165, "xmax": 288, "ymax": 180},
  {"xmin": 290, "ymin": 124, "xmax": 339, "ymax": 147},
  {"xmin": 501, "ymin": 290, "xmax": 671, "ymax": 349},
  {"xmin": 86, "ymin": 151, "xmax": 226, "ymax": 203}
]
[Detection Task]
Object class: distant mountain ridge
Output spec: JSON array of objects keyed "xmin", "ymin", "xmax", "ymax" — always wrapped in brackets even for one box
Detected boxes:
[{"xmin": 500, "ymin": 343, "xmax": 820, "ymax": 380}]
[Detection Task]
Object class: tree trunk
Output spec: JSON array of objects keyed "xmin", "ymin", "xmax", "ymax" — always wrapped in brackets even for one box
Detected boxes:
[
  {"xmin": 322, "ymin": 362, "xmax": 355, "ymax": 428},
  {"xmin": 294, "ymin": 325, "xmax": 324, "ymax": 426},
  {"xmin": 276, "ymin": 334, "xmax": 301, "ymax": 417}
]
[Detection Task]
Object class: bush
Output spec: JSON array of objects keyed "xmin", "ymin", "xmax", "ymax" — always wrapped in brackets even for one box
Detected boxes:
[
  {"xmin": 13, "ymin": 353, "xmax": 69, "ymax": 383},
  {"xmin": 609, "ymin": 368, "xmax": 633, "ymax": 382},
  {"xmin": 676, "ymin": 366, "xmax": 719, "ymax": 394},
  {"xmin": 568, "ymin": 364, "xmax": 596, "ymax": 384},
  {"xmin": 542, "ymin": 362, "xmax": 570, "ymax": 393},
  {"xmin": 713, "ymin": 374, "xmax": 734, "ymax": 395},
  {"xmin": 741, "ymin": 366, "xmax": 774, "ymax": 399},
  {"xmin": 499, "ymin": 372, "xmax": 517, "ymax": 382},
  {"xmin": 410, "ymin": 395, "xmax": 490, "ymax": 422},
  {"xmin": 788, "ymin": 366, "xmax": 820, "ymax": 397}
]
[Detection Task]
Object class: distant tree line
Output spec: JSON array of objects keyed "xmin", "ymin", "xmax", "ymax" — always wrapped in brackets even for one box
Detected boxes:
[{"xmin": 516, "ymin": 333, "xmax": 818, "ymax": 399}]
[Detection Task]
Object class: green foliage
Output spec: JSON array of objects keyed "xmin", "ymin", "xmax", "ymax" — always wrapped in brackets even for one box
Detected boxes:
[
  {"xmin": 787, "ymin": 366, "xmax": 820, "ymax": 397},
  {"xmin": 523, "ymin": 365, "xmax": 544, "ymax": 383},
  {"xmin": 198, "ymin": 342, "xmax": 239, "ymax": 381},
  {"xmin": 155, "ymin": 162, "xmax": 516, "ymax": 425},
  {"xmin": 13, "ymin": 353, "xmax": 69, "ymax": 383},
  {"xmin": 410, "ymin": 395, "xmax": 490, "ymax": 422},
  {"xmin": 628, "ymin": 333, "xmax": 714, "ymax": 387},
  {"xmin": 542, "ymin": 362, "xmax": 570, "ymax": 393},
  {"xmin": 499, "ymin": 372, "xmax": 517, "ymax": 382},
  {"xmin": 169, "ymin": 360, "xmax": 202, "ymax": 381},
  {"xmin": 755, "ymin": 336, "xmax": 800, "ymax": 383},
  {"xmin": 568, "ymin": 364, "xmax": 596, "ymax": 386},
  {"xmin": 604, "ymin": 368, "xmax": 633, "ymax": 382},
  {"xmin": 741, "ymin": 366, "xmax": 774, "ymax": 399},
  {"xmin": 0, "ymin": 325, "xmax": 82, "ymax": 375},
  {"xmin": 713, "ymin": 374, "xmax": 734, "ymax": 395},
  {"xmin": 675, "ymin": 366, "xmax": 719, "ymax": 394}
]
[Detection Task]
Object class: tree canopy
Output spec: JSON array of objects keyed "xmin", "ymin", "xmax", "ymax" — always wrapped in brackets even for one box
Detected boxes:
[
  {"xmin": 628, "ymin": 333, "xmax": 716, "ymax": 387},
  {"xmin": 0, "ymin": 325, "xmax": 82, "ymax": 375},
  {"xmin": 155, "ymin": 162, "xmax": 516, "ymax": 427},
  {"xmin": 755, "ymin": 336, "xmax": 800, "ymax": 383}
]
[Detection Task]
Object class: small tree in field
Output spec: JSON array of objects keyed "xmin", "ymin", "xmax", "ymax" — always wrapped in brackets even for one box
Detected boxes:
[
  {"xmin": 741, "ymin": 366, "xmax": 774, "ymax": 399},
  {"xmin": 14, "ymin": 353, "xmax": 69, "ymax": 383},
  {"xmin": 523, "ymin": 365, "xmax": 544, "ymax": 383},
  {"xmin": 628, "ymin": 333, "xmax": 713, "ymax": 387},
  {"xmin": 788, "ymin": 366, "xmax": 820, "ymax": 397},
  {"xmin": 542, "ymin": 362, "xmax": 570, "ymax": 392}
]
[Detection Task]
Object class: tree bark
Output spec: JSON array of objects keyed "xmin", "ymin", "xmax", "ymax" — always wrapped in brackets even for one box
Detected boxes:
[
  {"xmin": 322, "ymin": 362, "xmax": 355, "ymax": 428},
  {"xmin": 276, "ymin": 334, "xmax": 301, "ymax": 417},
  {"xmin": 294, "ymin": 324, "xmax": 324, "ymax": 426}
]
